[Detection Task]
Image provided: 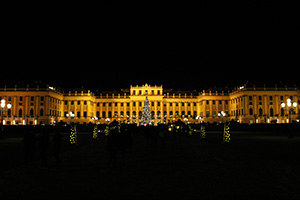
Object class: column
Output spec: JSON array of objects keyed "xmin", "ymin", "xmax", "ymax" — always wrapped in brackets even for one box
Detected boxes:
[
  {"xmin": 160, "ymin": 101, "xmax": 164, "ymax": 124},
  {"xmin": 244, "ymin": 95, "xmax": 248, "ymax": 115},
  {"xmin": 167, "ymin": 102, "xmax": 170, "ymax": 121},
  {"xmin": 154, "ymin": 101, "xmax": 158, "ymax": 125},
  {"xmin": 216, "ymin": 100, "xmax": 219, "ymax": 116},
  {"xmin": 118, "ymin": 102, "xmax": 121, "ymax": 119},
  {"xmin": 184, "ymin": 101, "xmax": 188, "ymax": 117},
  {"xmin": 209, "ymin": 100, "xmax": 213, "ymax": 120},
  {"xmin": 178, "ymin": 102, "xmax": 182, "ymax": 118},
  {"xmin": 13, "ymin": 96, "xmax": 17, "ymax": 116},
  {"xmin": 275, "ymin": 95, "xmax": 279, "ymax": 116},
  {"xmin": 253, "ymin": 95, "xmax": 257, "ymax": 115},
  {"xmin": 129, "ymin": 101, "xmax": 133, "ymax": 123},
  {"xmin": 136, "ymin": 101, "xmax": 139, "ymax": 126}
]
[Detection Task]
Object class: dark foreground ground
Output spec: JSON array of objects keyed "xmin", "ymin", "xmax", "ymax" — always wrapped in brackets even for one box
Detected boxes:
[{"xmin": 1, "ymin": 131, "xmax": 300, "ymax": 200}]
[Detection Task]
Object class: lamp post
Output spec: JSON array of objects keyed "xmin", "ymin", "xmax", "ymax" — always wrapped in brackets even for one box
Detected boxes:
[
  {"xmin": 1, "ymin": 99, "xmax": 12, "ymax": 126},
  {"xmin": 92, "ymin": 116, "xmax": 99, "ymax": 140},
  {"xmin": 281, "ymin": 99, "xmax": 297, "ymax": 123},
  {"xmin": 105, "ymin": 118, "xmax": 110, "ymax": 124},
  {"xmin": 218, "ymin": 111, "xmax": 226, "ymax": 124},
  {"xmin": 183, "ymin": 117, "xmax": 188, "ymax": 124},
  {"xmin": 66, "ymin": 111, "xmax": 75, "ymax": 125},
  {"xmin": 92, "ymin": 116, "xmax": 98, "ymax": 124}
]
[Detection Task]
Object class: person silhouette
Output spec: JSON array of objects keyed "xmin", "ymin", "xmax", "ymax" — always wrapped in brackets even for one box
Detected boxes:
[
  {"xmin": 53, "ymin": 128, "xmax": 62, "ymax": 166},
  {"xmin": 22, "ymin": 126, "xmax": 36, "ymax": 163},
  {"xmin": 38, "ymin": 127, "xmax": 49, "ymax": 167}
]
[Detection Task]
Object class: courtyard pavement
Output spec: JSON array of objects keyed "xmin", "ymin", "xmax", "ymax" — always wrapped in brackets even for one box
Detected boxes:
[{"xmin": 1, "ymin": 131, "xmax": 300, "ymax": 199}]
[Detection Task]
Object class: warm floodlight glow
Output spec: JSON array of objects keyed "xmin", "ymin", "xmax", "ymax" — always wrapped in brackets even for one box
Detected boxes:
[
  {"xmin": 281, "ymin": 103, "xmax": 285, "ymax": 108},
  {"xmin": 218, "ymin": 111, "xmax": 226, "ymax": 117},
  {"xmin": 293, "ymin": 102, "xmax": 297, "ymax": 107},
  {"xmin": 7, "ymin": 103, "xmax": 12, "ymax": 109},
  {"xmin": 1, "ymin": 99, "xmax": 5, "ymax": 108}
]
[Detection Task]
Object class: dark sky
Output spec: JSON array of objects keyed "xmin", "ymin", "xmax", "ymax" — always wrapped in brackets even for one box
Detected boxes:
[{"xmin": 2, "ymin": 2, "xmax": 298, "ymax": 91}]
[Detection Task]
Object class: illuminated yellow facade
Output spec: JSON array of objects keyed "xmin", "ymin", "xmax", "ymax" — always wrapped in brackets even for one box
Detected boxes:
[{"xmin": 0, "ymin": 83, "xmax": 299, "ymax": 125}]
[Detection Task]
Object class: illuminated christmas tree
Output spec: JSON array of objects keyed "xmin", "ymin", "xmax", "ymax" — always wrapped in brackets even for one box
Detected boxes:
[
  {"xmin": 92, "ymin": 125, "xmax": 98, "ymax": 140},
  {"xmin": 200, "ymin": 125, "xmax": 206, "ymax": 139},
  {"xmin": 104, "ymin": 126, "xmax": 110, "ymax": 136},
  {"xmin": 223, "ymin": 122, "xmax": 230, "ymax": 143},
  {"xmin": 140, "ymin": 96, "xmax": 151, "ymax": 126},
  {"xmin": 70, "ymin": 124, "xmax": 77, "ymax": 145}
]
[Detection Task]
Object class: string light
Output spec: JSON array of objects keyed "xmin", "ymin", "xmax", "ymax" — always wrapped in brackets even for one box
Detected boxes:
[
  {"xmin": 92, "ymin": 125, "xmax": 98, "ymax": 140},
  {"xmin": 200, "ymin": 125, "xmax": 206, "ymax": 139},
  {"xmin": 223, "ymin": 123, "xmax": 230, "ymax": 143},
  {"xmin": 70, "ymin": 125, "xmax": 77, "ymax": 145}
]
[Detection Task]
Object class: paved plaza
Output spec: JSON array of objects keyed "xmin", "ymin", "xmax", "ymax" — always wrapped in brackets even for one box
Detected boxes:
[{"xmin": 1, "ymin": 131, "xmax": 300, "ymax": 199}]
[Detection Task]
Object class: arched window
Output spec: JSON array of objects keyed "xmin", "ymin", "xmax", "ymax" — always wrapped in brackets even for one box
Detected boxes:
[
  {"xmin": 151, "ymin": 111, "xmax": 155, "ymax": 118},
  {"xmin": 96, "ymin": 111, "xmax": 100, "ymax": 118},
  {"xmin": 280, "ymin": 108, "xmax": 284, "ymax": 116},
  {"xmin": 270, "ymin": 108, "xmax": 274, "ymax": 116},
  {"xmin": 249, "ymin": 108, "xmax": 253, "ymax": 115},
  {"xmin": 114, "ymin": 111, "xmax": 118, "ymax": 118},
  {"xmin": 169, "ymin": 111, "xmax": 173, "ymax": 117},
  {"xmin": 157, "ymin": 111, "xmax": 161, "ymax": 118},
  {"xmin": 40, "ymin": 108, "xmax": 44, "ymax": 116},
  {"xmin": 19, "ymin": 109, "xmax": 22, "ymax": 117},
  {"xmin": 138, "ymin": 111, "xmax": 142, "ymax": 119},
  {"xmin": 132, "ymin": 111, "xmax": 136, "ymax": 119},
  {"xmin": 30, "ymin": 108, "xmax": 34, "ymax": 116},
  {"xmin": 108, "ymin": 111, "xmax": 112, "ymax": 118},
  {"xmin": 181, "ymin": 111, "xmax": 185, "ymax": 117},
  {"xmin": 259, "ymin": 108, "xmax": 263, "ymax": 116},
  {"xmin": 102, "ymin": 111, "xmax": 106, "ymax": 118}
]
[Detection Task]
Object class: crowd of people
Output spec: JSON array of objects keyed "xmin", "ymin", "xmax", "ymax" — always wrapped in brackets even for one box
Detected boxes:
[
  {"xmin": 21, "ymin": 126, "xmax": 62, "ymax": 167},
  {"xmin": 15, "ymin": 120, "xmax": 207, "ymax": 169},
  {"xmin": 1, "ymin": 120, "xmax": 299, "ymax": 171}
]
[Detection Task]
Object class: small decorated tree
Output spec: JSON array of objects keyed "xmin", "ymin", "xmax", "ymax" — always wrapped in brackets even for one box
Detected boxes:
[
  {"xmin": 92, "ymin": 125, "xmax": 98, "ymax": 140},
  {"xmin": 104, "ymin": 126, "xmax": 110, "ymax": 136},
  {"xmin": 200, "ymin": 125, "xmax": 206, "ymax": 140},
  {"xmin": 223, "ymin": 122, "xmax": 230, "ymax": 143},
  {"xmin": 70, "ymin": 124, "xmax": 77, "ymax": 145}
]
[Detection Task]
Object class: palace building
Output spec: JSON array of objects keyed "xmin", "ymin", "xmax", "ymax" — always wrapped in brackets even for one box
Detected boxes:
[{"xmin": 0, "ymin": 83, "xmax": 299, "ymax": 125}]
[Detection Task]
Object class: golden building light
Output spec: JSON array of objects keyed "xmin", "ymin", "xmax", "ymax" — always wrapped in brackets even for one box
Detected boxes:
[{"xmin": 0, "ymin": 83, "xmax": 299, "ymax": 125}]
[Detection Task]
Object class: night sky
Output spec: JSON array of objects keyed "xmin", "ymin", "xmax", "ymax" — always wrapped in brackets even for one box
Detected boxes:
[{"xmin": 2, "ymin": 2, "xmax": 298, "ymax": 92}]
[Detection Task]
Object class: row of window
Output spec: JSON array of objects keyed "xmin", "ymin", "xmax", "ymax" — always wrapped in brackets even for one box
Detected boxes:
[
  {"xmin": 232, "ymin": 107, "xmax": 298, "ymax": 117},
  {"xmin": 205, "ymin": 100, "xmax": 229, "ymax": 105},
  {"xmin": 0, "ymin": 96, "xmax": 45, "ymax": 102},
  {"xmin": 132, "ymin": 90, "xmax": 161, "ymax": 95},
  {"xmin": 1, "ymin": 108, "xmax": 45, "ymax": 117},
  {"xmin": 2, "ymin": 108, "xmax": 298, "ymax": 119},
  {"xmin": 232, "ymin": 95, "xmax": 296, "ymax": 104},
  {"xmin": 96, "ymin": 110, "xmax": 199, "ymax": 118},
  {"xmin": 65, "ymin": 100, "xmax": 88, "ymax": 105},
  {"xmin": 96, "ymin": 102, "xmax": 200, "ymax": 107}
]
